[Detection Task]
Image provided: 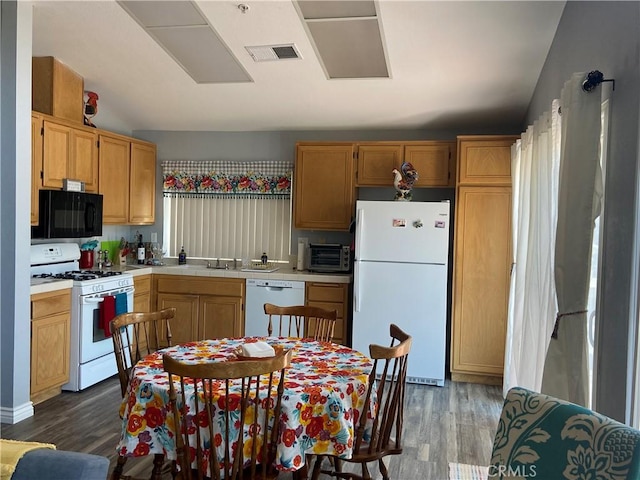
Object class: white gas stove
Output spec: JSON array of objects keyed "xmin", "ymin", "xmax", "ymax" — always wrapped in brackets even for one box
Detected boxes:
[{"xmin": 30, "ymin": 243, "xmax": 134, "ymax": 391}]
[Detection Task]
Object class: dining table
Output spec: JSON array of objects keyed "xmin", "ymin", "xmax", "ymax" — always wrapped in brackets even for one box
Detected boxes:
[{"xmin": 115, "ymin": 336, "xmax": 374, "ymax": 478}]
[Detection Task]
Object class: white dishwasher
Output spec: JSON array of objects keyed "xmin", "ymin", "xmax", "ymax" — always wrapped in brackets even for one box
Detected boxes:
[{"xmin": 245, "ymin": 279, "xmax": 305, "ymax": 337}]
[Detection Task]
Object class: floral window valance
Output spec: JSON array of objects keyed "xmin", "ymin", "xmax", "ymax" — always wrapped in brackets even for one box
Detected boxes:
[{"xmin": 162, "ymin": 160, "xmax": 293, "ymax": 197}]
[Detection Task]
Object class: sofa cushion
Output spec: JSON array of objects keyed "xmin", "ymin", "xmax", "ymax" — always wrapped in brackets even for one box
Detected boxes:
[{"xmin": 11, "ymin": 448, "xmax": 109, "ymax": 480}]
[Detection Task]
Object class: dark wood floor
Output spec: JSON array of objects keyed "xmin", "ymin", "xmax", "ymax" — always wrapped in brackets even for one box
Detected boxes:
[{"xmin": 0, "ymin": 376, "xmax": 503, "ymax": 479}]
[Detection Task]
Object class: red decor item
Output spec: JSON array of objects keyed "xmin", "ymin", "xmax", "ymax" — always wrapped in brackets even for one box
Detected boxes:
[{"xmin": 99, "ymin": 295, "xmax": 116, "ymax": 338}]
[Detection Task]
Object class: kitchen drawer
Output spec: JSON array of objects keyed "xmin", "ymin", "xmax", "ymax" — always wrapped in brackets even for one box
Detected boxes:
[
  {"xmin": 134, "ymin": 275, "xmax": 151, "ymax": 294},
  {"xmin": 156, "ymin": 276, "xmax": 244, "ymax": 297},
  {"xmin": 31, "ymin": 289, "xmax": 71, "ymax": 318},
  {"xmin": 306, "ymin": 282, "xmax": 347, "ymax": 303}
]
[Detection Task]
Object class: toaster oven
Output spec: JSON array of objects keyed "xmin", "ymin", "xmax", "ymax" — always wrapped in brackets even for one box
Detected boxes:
[{"xmin": 306, "ymin": 243, "xmax": 351, "ymax": 273}]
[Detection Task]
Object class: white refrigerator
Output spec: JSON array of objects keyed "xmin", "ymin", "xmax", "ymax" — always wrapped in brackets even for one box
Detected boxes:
[{"xmin": 352, "ymin": 200, "xmax": 450, "ymax": 386}]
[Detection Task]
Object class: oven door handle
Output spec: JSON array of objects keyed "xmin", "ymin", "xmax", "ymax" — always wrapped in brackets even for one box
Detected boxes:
[
  {"xmin": 81, "ymin": 286, "xmax": 135, "ymax": 304},
  {"xmin": 83, "ymin": 297, "xmax": 105, "ymax": 304}
]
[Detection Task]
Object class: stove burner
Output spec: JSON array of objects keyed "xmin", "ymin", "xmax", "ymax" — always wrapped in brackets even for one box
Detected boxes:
[
  {"xmin": 81, "ymin": 270, "xmax": 123, "ymax": 277},
  {"xmin": 32, "ymin": 270, "xmax": 124, "ymax": 281}
]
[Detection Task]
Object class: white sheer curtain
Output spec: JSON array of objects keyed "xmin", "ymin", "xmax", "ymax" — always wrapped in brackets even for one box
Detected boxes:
[
  {"xmin": 541, "ymin": 72, "xmax": 603, "ymax": 406},
  {"xmin": 503, "ymin": 102, "xmax": 561, "ymax": 397}
]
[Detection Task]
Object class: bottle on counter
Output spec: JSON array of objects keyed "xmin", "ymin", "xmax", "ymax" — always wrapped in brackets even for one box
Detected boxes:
[
  {"xmin": 178, "ymin": 246, "xmax": 187, "ymax": 265},
  {"xmin": 261, "ymin": 252, "xmax": 268, "ymax": 264},
  {"xmin": 137, "ymin": 235, "xmax": 145, "ymax": 265}
]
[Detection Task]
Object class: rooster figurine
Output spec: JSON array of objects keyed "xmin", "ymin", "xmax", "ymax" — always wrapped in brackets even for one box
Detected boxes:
[
  {"xmin": 83, "ymin": 91, "xmax": 99, "ymax": 127},
  {"xmin": 392, "ymin": 161, "xmax": 419, "ymax": 201}
]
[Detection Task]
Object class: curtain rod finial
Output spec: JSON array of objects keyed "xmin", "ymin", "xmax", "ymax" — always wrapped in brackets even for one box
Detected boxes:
[{"xmin": 582, "ymin": 70, "xmax": 615, "ymax": 92}]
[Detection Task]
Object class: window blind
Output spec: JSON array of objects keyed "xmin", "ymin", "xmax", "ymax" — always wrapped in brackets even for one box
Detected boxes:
[{"xmin": 162, "ymin": 160, "xmax": 293, "ymax": 262}]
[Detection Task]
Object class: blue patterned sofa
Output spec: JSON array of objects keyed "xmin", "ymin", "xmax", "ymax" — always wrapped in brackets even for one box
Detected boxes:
[{"xmin": 490, "ymin": 387, "xmax": 640, "ymax": 479}]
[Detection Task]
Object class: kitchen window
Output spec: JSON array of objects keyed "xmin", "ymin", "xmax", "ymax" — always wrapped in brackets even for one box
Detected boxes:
[{"xmin": 162, "ymin": 160, "xmax": 293, "ymax": 262}]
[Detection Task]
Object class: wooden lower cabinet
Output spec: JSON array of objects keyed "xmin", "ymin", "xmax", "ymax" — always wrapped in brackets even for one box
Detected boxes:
[
  {"xmin": 451, "ymin": 186, "xmax": 512, "ymax": 384},
  {"xmin": 305, "ymin": 282, "xmax": 349, "ymax": 346},
  {"xmin": 155, "ymin": 276, "xmax": 244, "ymax": 344},
  {"xmin": 30, "ymin": 289, "xmax": 71, "ymax": 404},
  {"xmin": 200, "ymin": 295, "xmax": 244, "ymax": 340},
  {"xmin": 133, "ymin": 274, "xmax": 151, "ymax": 313}
]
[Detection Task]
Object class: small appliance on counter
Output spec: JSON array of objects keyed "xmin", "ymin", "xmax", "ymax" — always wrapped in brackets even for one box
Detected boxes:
[{"xmin": 306, "ymin": 243, "xmax": 351, "ymax": 273}]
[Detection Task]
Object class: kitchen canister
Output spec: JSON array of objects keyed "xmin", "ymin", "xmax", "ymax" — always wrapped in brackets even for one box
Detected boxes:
[{"xmin": 79, "ymin": 249, "xmax": 94, "ymax": 269}]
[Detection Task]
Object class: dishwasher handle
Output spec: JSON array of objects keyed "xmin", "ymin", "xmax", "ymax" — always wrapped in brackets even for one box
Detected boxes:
[{"xmin": 265, "ymin": 286, "xmax": 287, "ymax": 292}]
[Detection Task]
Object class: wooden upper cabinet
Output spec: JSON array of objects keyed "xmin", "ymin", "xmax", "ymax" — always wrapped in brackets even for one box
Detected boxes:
[
  {"xmin": 69, "ymin": 129, "xmax": 99, "ymax": 192},
  {"xmin": 405, "ymin": 143, "xmax": 452, "ymax": 187},
  {"xmin": 31, "ymin": 114, "xmax": 43, "ymax": 225},
  {"xmin": 42, "ymin": 119, "xmax": 98, "ymax": 193},
  {"xmin": 32, "ymin": 56, "xmax": 84, "ymax": 124},
  {"xmin": 356, "ymin": 141, "xmax": 454, "ymax": 187},
  {"xmin": 356, "ymin": 144, "xmax": 403, "ymax": 186},
  {"xmin": 42, "ymin": 121, "xmax": 70, "ymax": 189},
  {"xmin": 129, "ymin": 141, "xmax": 156, "ymax": 224},
  {"xmin": 99, "ymin": 134, "xmax": 130, "ymax": 224},
  {"xmin": 294, "ymin": 143, "xmax": 355, "ymax": 231},
  {"xmin": 99, "ymin": 133, "xmax": 156, "ymax": 225},
  {"xmin": 457, "ymin": 136, "xmax": 518, "ymax": 185}
]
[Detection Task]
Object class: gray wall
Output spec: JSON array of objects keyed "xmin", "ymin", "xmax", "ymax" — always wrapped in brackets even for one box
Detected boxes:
[
  {"xmin": 133, "ymin": 128, "xmax": 504, "ymax": 250},
  {"xmin": 1, "ymin": 1, "xmax": 34, "ymax": 422},
  {"xmin": 525, "ymin": 1, "xmax": 640, "ymax": 422}
]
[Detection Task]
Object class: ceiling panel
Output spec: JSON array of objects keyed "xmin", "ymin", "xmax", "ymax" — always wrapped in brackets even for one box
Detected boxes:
[
  {"xmin": 150, "ymin": 25, "xmax": 252, "ymax": 83},
  {"xmin": 297, "ymin": 0, "xmax": 377, "ymax": 19},
  {"xmin": 307, "ymin": 18, "xmax": 389, "ymax": 79},
  {"xmin": 118, "ymin": 1, "xmax": 207, "ymax": 27},
  {"xmin": 119, "ymin": 0, "xmax": 251, "ymax": 84}
]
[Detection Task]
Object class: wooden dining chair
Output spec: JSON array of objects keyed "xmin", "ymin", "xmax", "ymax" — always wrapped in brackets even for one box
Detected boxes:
[
  {"xmin": 263, "ymin": 303, "xmax": 338, "ymax": 342},
  {"xmin": 110, "ymin": 307, "xmax": 176, "ymax": 397},
  {"xmin": 310, "ymin": 324, "xmax": 412, "ymax": 480},
  {"xmin": 163, "ymin": 348, "xmax": 292, "ymax": 480},
  {"xmin": 110, "ymin": 308, "xmax": 176, "ymax": 480}
]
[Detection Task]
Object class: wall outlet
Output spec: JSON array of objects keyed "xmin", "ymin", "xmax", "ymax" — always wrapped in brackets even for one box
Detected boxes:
[{"xmin": 151, "ymin": 232, "xmax": 158, "ymax": 243}]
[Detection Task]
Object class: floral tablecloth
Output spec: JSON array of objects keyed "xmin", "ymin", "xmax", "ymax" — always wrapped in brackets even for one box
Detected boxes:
[{"xmin": 116, "ymin": 337, "xmax": 373, "ymax": 472}]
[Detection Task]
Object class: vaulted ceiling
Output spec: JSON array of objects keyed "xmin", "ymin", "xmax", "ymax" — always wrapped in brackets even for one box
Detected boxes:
[{"xmin": 31, "ymin": 1, "xmax": 566, "ymax": 132}]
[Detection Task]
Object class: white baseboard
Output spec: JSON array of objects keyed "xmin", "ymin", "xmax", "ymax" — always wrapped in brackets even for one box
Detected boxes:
[{"xmin": 0, "ymin": 401, "xmax": 34, "ymax": 424}]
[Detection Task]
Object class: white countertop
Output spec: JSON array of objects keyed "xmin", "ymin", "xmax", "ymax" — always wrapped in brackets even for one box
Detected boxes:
[
  {"xmin": 30, "ymin": 278, "xmax": 74, "ymax": 295},
  {"xmin": 30, "ymin": 264, "xmax": 350, "ymax": 295},
  {"xmin": 121, "ymin": 264, "xmax": 352, "ymax": 284}
]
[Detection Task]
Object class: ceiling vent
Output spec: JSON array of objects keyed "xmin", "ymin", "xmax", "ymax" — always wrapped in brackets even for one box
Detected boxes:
[{"xmin": 245, "ymin": 44, "xmax": 302, "ymax": 62}]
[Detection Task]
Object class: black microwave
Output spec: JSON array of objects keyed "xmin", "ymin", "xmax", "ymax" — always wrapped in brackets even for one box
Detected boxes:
[
  {"xmin": 306, "ymin": 243, "xmax": 351, "ymax": 273},
  {"xmin": 34, "ymin": 190, "xmax": 103, "ymax": 239}
]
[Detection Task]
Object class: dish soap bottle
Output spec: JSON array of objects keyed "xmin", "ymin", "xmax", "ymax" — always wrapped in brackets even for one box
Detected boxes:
[
  {"xmin": 178, "ymin": 246, "xmax": 187, "ymax": 265},
  {"xmin": 261, "ymin": 252, "xmax": 268, "ymax": 265}
]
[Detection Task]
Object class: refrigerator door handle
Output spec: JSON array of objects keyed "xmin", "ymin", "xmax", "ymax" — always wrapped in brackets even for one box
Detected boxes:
[
  {"xmin": 354, "ymin": 260, "xmax": 361, "ymax": 312},
  {"xmin": 355, "ymin": 208, "xmax": 363, "ymax": 261}
]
